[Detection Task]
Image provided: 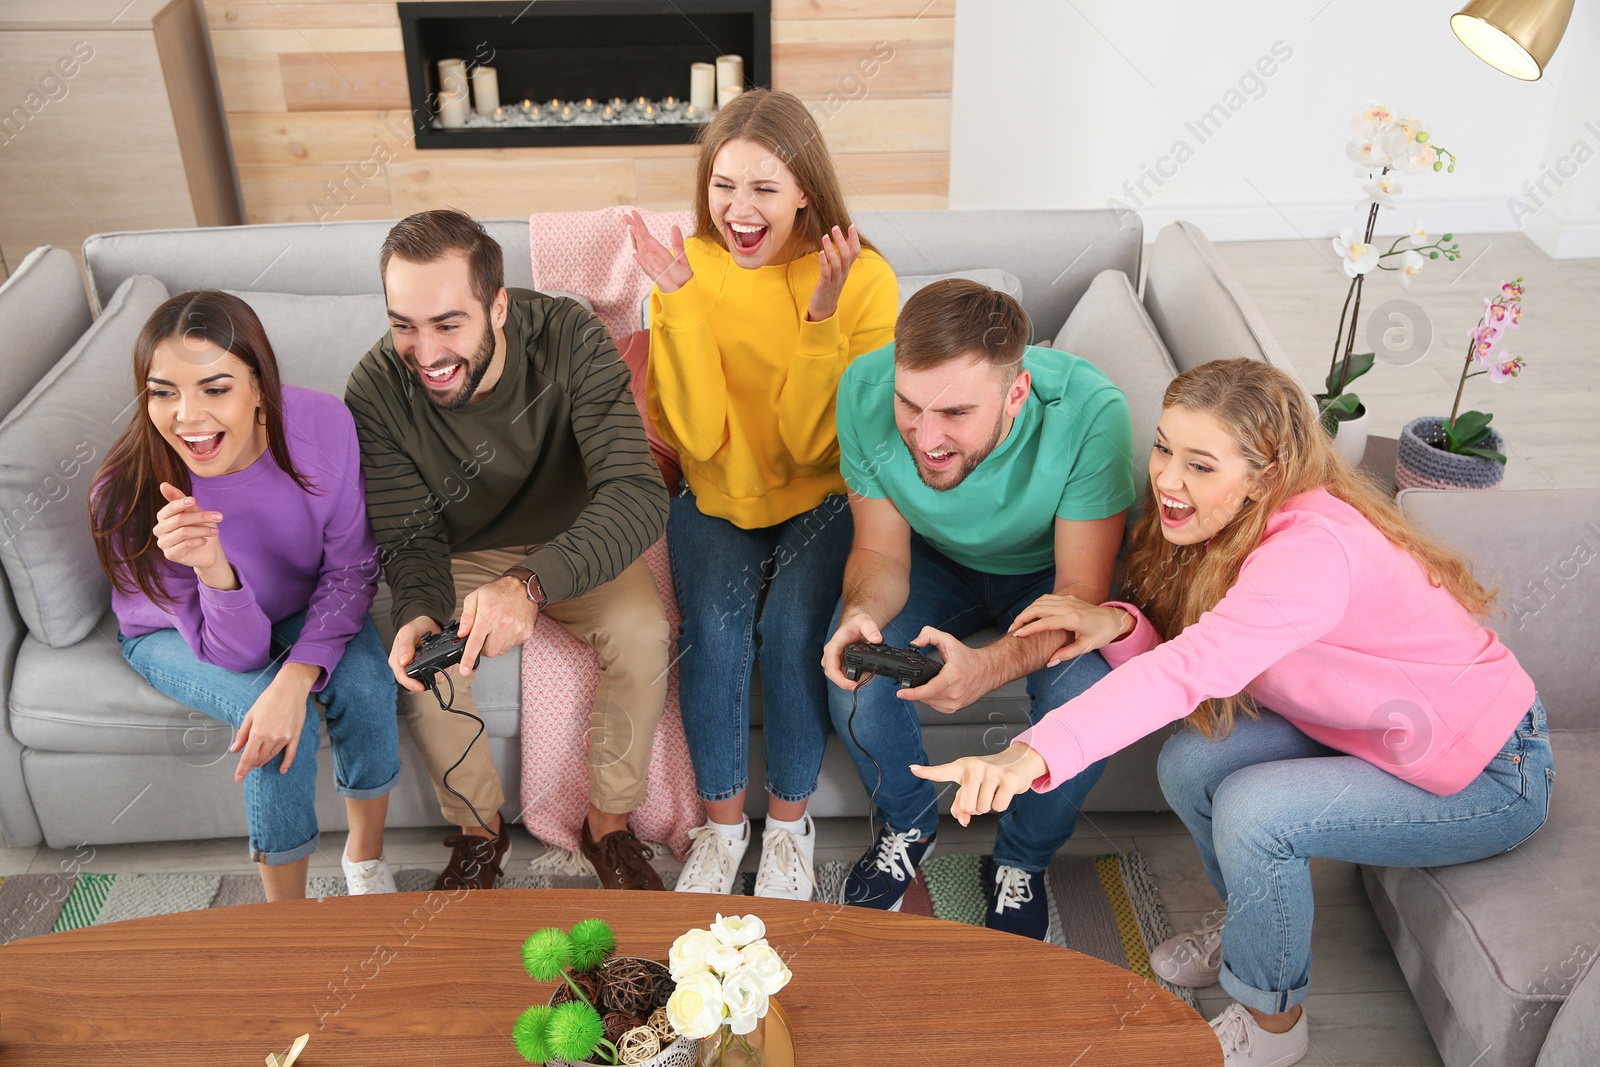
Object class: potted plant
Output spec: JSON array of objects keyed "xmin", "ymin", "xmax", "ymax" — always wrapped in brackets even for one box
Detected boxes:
[
  {"xmin": 1324, "ymin": 101, "xmax": 1461, "ymax": 465},
  {"xmin": 1396, "ymin": 279, "xmax": 1527, "ymax": 491},
  {"xmin": 515, "ymin": 918, "xmax": 699, "ymax": 1067}
]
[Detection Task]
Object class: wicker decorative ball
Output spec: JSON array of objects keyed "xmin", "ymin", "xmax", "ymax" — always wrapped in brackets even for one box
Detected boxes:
[
  {"xmin": 647, "ymin": 1006, "xmax": 677, "ymax": 1042},
  {"xmin": 599, "ymin": 957, "xmax": 658, "ymax": 1016},
  {"xmin": 550, "ymin": 968, "xmax": 604, "ymax": 1007},
  {"xmin": 616, "ymin": 1025, "xmax": 661, "ymax": 1065},
  {"xmin": 603, "ymin": 1010, "xmax": 644, "ymax": 1046}
]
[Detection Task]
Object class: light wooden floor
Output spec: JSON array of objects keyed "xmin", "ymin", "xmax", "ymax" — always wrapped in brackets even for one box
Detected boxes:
[
  {"xmin": 2, "ymin": 811, "xmax": 1445, "ymax": 1067},
  {"xmin": 1212, "ymin": 230, "xmax": 1600, "ymax": 491}
]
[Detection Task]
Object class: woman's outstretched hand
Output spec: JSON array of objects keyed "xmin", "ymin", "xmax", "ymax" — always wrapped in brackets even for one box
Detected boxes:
[
  {"xmin": 1009, "ymin": 594, "xmax": 1132, "ymax": 667},
  {"xmin": 910, "ymin": 744, "xmax": 1047, "ymax": 827},
  {"xmin": 806, "ymin": 224, "xmax": 861, "ymax": 322},
  {"xmin": 154, "ymin": 481, "xmax": 236, "ymax": 590},
  {"xmin": 626, "ymin": 210, "xmax": 692, "ymax": 294}
]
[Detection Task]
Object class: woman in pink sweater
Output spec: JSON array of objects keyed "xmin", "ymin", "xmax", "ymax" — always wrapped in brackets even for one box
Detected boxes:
[{"xmin": 914, "ymin": 359, "xmax": 1551, "ymax": 1067}]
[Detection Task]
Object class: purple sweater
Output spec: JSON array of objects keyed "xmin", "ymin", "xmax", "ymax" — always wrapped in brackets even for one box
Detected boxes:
[{"xmin": 110, "ymin": 386, "xmax": 379, "ymax": 692}]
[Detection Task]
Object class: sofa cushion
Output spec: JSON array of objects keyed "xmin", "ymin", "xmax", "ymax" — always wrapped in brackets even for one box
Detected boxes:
[
  {"xmin": 1143, "ymin": 221, "xmax": 1302, "ymax": 386},
  {"xmin": 1363, "ymin": 726, "xmax": 1599, "ymax": 1067},
  {"xmin": 895, "ymin": 268, "xmax": 1022, "ymax": 311},
  {"xmin": 10, "ymin": 608, "xmax": 522, "ymax": 754},
  {"xmin": 0, "ymin": 246, "xmax": 92, "ymax": 422},
  {"xmin": 0, "ymin": 275, "xmax": 170, "ymax": 648},
  {"xmin": 222, "ymin": 290, "xmax": 391, "ymax": 398},
  {"xmin": 1051, "ymin": 268, "xmax": 1176, "ymax": 482}
]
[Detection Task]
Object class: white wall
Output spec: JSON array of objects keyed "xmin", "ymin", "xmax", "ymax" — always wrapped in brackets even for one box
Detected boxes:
[{"xmin": 950, "ymin": 0, "xmax": 1600, "ymax": 254}]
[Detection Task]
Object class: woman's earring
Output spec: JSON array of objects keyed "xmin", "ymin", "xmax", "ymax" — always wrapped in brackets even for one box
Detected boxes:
[{"xmin": 257, "ymin": 407, "xmax": 266, "ymax": 425}]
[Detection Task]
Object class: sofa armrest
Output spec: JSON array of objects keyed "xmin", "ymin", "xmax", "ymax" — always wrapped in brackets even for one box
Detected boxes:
[
  {"xmin": 0, "ymin": 578, "xmax": 43, "ymax": 847},
  {"xmin": 1534, "ymin": 957, "xmax": 1600, "ymax": 1067}
]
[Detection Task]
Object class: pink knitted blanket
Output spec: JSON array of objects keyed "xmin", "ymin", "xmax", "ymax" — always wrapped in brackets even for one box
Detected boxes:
[
  {"xmin": 518, "ymin": 538, "xmax": 703, "ymax": 861},
  {"xmin": 528, "ymin": 206, "xmax": 695, "ymax": 343}
]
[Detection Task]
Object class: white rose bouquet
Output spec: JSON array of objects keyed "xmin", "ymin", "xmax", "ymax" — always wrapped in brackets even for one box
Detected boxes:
[{"xmin": 665, "ymin": 914, "xmax": 792, "ymax": 1063}]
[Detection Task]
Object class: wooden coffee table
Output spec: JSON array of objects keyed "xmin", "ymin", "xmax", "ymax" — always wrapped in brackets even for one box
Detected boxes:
[{"xmin": 0, "ymin": 889, "xmax": 1219, "ymax": 1065}]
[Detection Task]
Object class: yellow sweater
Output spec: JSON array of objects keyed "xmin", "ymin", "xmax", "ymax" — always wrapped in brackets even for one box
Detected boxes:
[{"xmin": 646, "ymin": 235, "xmax": 898, "ymax": 529}]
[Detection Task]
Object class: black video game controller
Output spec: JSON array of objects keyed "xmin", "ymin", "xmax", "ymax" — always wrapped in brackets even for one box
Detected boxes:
[
  {"xmin": 406, "ymin": 621, "xmax": 468, "ymax": 682},
  {"xmin": 842, "ymin": 642, "xmax": 943, "ymax": 688}
]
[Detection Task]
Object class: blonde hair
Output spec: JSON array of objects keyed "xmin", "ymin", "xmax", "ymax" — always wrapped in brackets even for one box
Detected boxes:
[
  {"xmin": 692, "ymin": 88, "xmax": 872, "ymax": 258},
  {"xmin": 1121, "ymin": 359, "xmax": 1496, "ymax": 739}
]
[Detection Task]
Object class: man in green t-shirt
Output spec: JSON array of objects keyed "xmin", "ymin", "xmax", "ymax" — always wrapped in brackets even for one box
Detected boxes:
[{"xmin": 821, "ymin": 279, "xmax": 1136, "ymax": 939}]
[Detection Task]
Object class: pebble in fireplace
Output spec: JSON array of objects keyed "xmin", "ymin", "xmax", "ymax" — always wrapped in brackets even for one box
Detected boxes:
[{"xmin": 401, "ymin": 0, "xmax": 771, "ymax": 150}]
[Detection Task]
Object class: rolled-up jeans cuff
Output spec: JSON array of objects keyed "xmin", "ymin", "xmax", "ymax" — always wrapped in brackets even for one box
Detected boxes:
[
  {"xmin": 251, "ymin": 833, "xmax": 319, "ymax": 867},
  {"xmin": 765, "ymin": 783, "xmax": 815, "ymax": 805},
  {"xmin": 1218, "ymin": 961, "xmax": 1309, "ymax": 1015},
  {"xmin": 338, "ymin": 769, "xmax": 400, "ymax": 801}
]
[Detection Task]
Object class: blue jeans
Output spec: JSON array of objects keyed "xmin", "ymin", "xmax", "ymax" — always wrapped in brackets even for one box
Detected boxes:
[
  {"xmin": 1158, "ymin": 699, "xmax": 1554, "ymax": 1015},
  {"xmin": 120, "ymin": 612, "xmax": 401, "ymax": 865},
  {"xmin": 668, "ymin": 488, "xmax": 853, "ymax": 803},
  {"xmin": 827, "ymin": 533, "xmax": 1112, "ymax": 871}
]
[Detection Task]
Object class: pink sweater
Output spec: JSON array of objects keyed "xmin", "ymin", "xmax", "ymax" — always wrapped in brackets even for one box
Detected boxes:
[{"xmin": 1015, "ymin": 489, "xmax": 1536, "ymax": 797}]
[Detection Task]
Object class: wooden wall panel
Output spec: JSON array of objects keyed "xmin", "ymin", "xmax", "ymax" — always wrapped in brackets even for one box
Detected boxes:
[
  {"xmin": 279, "ymin": 51, "xmax": 408, "ymax": 111},
  {"xmin": 203, "ymin": 1, "xmax": 952, "ymax": 223}
]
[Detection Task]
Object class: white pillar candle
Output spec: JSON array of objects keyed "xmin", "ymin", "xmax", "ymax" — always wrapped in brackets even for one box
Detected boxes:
[
  {"xmin": 437, "ymin": 59, "xmax": 469, "ymax": 128},
  {"xmin": 471, "ymin": 65, "xmax": 499, "ymax": 117},
  {"xmin": 690, "ymin": 62, "xmax": 715, "ymax": 111},
  {"xmin": 716, "ymin": 54, "xmax": 743, "ymax": 108}
]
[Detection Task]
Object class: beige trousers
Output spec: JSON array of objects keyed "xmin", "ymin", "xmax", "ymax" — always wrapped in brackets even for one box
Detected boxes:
[{"xmin": 400, "ymin": 547, "xmax": 671, "ymax": 826}]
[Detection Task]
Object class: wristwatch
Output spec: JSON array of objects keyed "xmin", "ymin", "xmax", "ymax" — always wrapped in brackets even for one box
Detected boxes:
[{"xmin": 501, "ymin": 565, "xmax": 549, "ymax": 610}]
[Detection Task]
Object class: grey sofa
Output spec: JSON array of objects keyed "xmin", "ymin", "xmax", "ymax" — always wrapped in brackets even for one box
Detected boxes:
[
  {"xmin": 1363, "ymin": 488, "xmax": 1600, "ymax": 1067},
  {"xmin": 0, "ymin": 210, "xmax": 1304, "ymax": 855}
]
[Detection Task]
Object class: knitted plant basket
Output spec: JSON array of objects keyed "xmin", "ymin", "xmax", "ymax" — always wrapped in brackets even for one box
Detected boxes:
[{"xmin": 1395, "ymin": 416, "xmax": 1506, "ymax": 491}]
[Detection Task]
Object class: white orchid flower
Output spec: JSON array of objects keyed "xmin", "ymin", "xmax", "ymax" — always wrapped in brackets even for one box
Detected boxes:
[
  {"xmin": 1361, "ymin": 174, "xmax": 1403, "ymax": 209},
  {"xmin": 1391, "ymin": 141, "xmax": 1436, "ymax": 174},
  {"xmin": 1346, "ymin": 136, "xmax": 1389, "ymax": 170},
  {"xmin": 1407, "ymin": 220, "xmax": 1429, "ymax": 246},
  {"xmin": 1333, "ymin": 226, "xmax": 1380, "ymax": 277},
  {"xmin": 1396, "ymin": 249, "xmax": 1426, "ymax": 289},
  {"xmin": 1353, "ymin": 101, "xmax": 1394, "ymax": 132}
]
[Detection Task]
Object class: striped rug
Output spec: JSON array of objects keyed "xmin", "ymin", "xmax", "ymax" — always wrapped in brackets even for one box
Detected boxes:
[{"xmin": 0, "ymin": 850, "xmax": 1193, "ymax": 1008}]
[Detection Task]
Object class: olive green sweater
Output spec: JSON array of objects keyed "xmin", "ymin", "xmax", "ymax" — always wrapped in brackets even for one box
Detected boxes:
[{"xmin": 345, "ymin": 290, "xmax": 667, "ymax": 630}]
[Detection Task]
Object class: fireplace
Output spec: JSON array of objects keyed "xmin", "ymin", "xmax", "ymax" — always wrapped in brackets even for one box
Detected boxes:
[{"xmin": 399, "ymin": 0, "xmax": 771, "ymax": 150}]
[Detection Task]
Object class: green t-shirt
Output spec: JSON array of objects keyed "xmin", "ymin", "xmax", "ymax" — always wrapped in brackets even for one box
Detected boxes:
[{"xmin": 836, "ymin": 343, "xmax": 1137, "ymax": 574}]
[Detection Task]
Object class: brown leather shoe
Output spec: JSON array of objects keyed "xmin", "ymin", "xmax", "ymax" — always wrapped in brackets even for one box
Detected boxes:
[
  {"xmin": 580, "ymin": 821, "xmax": 666, "ymax": 891},
  {"xmin": 434, "ymin": 821, "xmax": 511, "ymax": 891}
]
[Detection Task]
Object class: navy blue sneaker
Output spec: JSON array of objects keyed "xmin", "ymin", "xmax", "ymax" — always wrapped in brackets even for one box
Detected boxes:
[
  {"xmin": 984, "ymin": 857, "xmax": 1050, "ymax": 940},
  {"xmin": 843, "ymin": 826, "xmax": 935, "ymax": 911}
]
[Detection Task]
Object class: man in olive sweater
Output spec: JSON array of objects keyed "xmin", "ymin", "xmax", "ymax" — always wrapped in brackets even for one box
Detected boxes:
[{"xmin": 345, "ymin": 210, "xmax": 671, "ymax": 892}]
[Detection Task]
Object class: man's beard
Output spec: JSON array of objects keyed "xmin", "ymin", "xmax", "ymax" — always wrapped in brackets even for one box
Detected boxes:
[
  {"xmin": 411, "ymin": 321, "xmax": 495, "ymax": 411},
  {"xmin": 907, "ymin": 416, "xmax": 1005, "ymax": 492}
]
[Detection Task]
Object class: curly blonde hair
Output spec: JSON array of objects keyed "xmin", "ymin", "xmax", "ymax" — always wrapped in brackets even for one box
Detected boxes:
[{"xmin": 1121, "ymin": 359, "xmax": 1495, "ymax": 739}]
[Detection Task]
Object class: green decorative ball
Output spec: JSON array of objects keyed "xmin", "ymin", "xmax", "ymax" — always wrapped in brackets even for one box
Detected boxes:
[
  {"xmin": 1416, "ymin": 131, "xmax": 1429, "ymax": 143},
  {"xmin": 1443, "ymin": 233, "xmax": 1453, "ymax": 241},
  {"xmin": 1433, "ymin": 161, "xmax": 1443, "ymax": 171},
  {"xmin": 513, "ymin": 1004, "xmax": 554, "ymax": 1063},
  {"xmin": 547, "ymin": 1000, "xmax": 606, "ymax": 1061},
  {"xmin": 569, "ymin": 918, "xmax": 618, "ymax": 972},
  {"xmin": 523, "ymin": 928, "xmax": 576, "ymax": 982},
  {"xmin": 1430, "ymin": 251, "xmax": 1439, "ymax": 259}
]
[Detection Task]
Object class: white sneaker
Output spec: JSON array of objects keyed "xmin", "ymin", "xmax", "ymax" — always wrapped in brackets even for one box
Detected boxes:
[
  {"xmin": 673, "ymin": 819, "xmax": 750, "ymax": 894},
  {"xmin": 1208, "ymin": 1002, "xmax": 1309, "ymax": 1067},
  {"xmin": 1152, "ymin": 920, "xmax": 1224, "ymax": 987},
  {"xmin": 341, "ymin": 841, "xmax": 397, "ymax": 895},
  {"xmin": 754, "ymin": 816, "xmax": 816, "ymax": 901}
]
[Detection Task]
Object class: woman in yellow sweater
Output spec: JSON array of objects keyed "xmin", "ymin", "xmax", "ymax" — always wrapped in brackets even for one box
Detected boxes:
[{"xmin": 626, "ymin": 89, "xmax": 897, "ymax": 900}]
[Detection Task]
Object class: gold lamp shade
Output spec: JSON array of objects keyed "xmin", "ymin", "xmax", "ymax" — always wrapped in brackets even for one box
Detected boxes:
[{"xmin": 1451, "ymin": 0, "xmax": 1575, "ymax": 80}]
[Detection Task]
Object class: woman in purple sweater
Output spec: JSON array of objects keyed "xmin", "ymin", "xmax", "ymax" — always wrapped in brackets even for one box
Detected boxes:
[
  {"xmin": 916, "ymin": 360, "xmax": 1551, "ymax": 1067},
  {"xmin": 91, "ymin": 290, "xmax": 400, "ymax": 902}
]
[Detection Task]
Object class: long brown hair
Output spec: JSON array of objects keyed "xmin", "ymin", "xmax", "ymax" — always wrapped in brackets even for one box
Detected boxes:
[
  {"xmin": 692, "ymin": 88, "xmax": 875, "ymax": 258},
  {"xmin": 1121, "ymin": 359, "xmax": 1495, "ymax": 739},
  {"xmin": 90, "ymin": 290, "xmax": 314, "ymax": 608}
]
